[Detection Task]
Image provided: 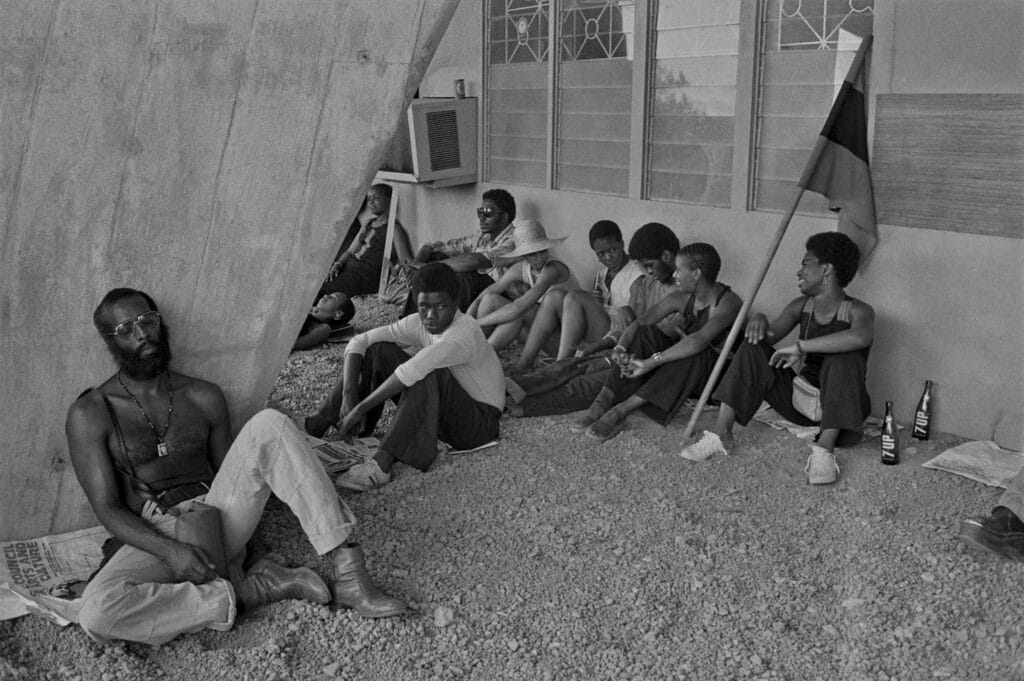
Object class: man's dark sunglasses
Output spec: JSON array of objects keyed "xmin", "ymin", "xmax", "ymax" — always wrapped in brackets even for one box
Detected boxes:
[
  {"xmin": 476, "ymin": 207, "xmax": 506, "ymax": 219},
  {"xmin": 108, "ymin": 311, "xmax": 161, "ymax": 338}
]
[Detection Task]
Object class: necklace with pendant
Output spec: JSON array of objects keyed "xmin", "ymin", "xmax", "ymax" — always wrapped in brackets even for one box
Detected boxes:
[{"xmin": 117, "ymin": 372, "xmax": 174, "ymax": 458}]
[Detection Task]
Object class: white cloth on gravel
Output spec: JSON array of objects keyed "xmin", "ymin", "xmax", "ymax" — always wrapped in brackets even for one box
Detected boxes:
[
  {"xmin": 922, "ymin": 440, "xmax": 1024, "ymax": 489},
  {"xmin": 752, "ymin": 403, "xmax": 881, "ymax": 442}
]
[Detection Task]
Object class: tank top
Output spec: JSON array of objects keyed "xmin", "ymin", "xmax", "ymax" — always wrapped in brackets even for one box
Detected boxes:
[
  {"xmin": 521, "ymin": 259, "xmax": 581, "ymax": 299},
  {"xmin": 679, "ymin": 284, "xmax": 733, "ymax": 351},
  {"xmin": 797, "ymin": 296, "xmax": 870, "ymax": 386},
  {"xmin": 351, "ymin": 215, "xmax": 391, "ymax": 268}
]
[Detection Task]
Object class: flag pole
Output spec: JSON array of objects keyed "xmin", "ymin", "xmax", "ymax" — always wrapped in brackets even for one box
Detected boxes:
[
  {"xmin": 680, "ymin": 184, "xmax": 806, "ymax": 440},
  {"xmin": 680, "ymin": 36, "xmax": 873, "ymax": 441}
]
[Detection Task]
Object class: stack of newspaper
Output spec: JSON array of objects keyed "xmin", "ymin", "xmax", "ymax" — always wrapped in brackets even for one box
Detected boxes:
[{"xmin": 305, "ymin": 434, "xmax": 379, "ymax": 475}]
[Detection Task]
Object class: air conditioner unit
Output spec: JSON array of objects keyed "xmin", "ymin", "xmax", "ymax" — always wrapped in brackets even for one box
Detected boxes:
[{"xmin": 377, "ymin": 97, "xmax": 478, "ymax": 187}]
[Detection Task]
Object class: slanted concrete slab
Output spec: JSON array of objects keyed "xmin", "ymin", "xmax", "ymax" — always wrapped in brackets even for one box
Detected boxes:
[{"xmin": 0, "ymin": 0, "xmax": 458, "ymax": 539}]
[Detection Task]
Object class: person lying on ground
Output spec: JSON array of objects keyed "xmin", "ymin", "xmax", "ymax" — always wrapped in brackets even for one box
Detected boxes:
[
  {"xmin": 67, "ymin": 288, "xmax": 406, "ymax": 646},
  {"xmin": 305, "ymin": 263, "xmax": 504, "ymax": 492},
  {"xmin": 959, "ymin": 466, "xmax": 1024, "ymax": 563},
  {"xmin": 468, "ymin": 220, "xmax": 581, "ymax": 374},
  {"xmin": 679, "ymin": 232, "xmax": 874, "ymax": 486},
  {"xmin": 400, "ymin": 188, "xmax": 518, "ymax": 313},
  {"xmin": 574, "ymin": 242, "xmax": 742, "ymax": 442},
  {"xmin": 293, "ymin": 292, "xmax": 356, "ymax": 351},
  {"xmin": 504, "ymin": 222, "xmax": 682, "ymax": 418},
  {"xmin": 295, "ymin": 184, "xmax": 412, "ymax": 350},
  {"xmin": 549, "ymin": 219, "xmax": 645, "ymax": 362}
]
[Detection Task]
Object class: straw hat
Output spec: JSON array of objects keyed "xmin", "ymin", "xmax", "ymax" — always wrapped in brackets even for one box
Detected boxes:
[{"xmin": 503, "ymin": 219, "xmax": 567, "ymax": 259}]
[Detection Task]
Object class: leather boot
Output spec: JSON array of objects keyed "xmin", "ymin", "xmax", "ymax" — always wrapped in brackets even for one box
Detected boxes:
[
  {"xmin": 330, "ymin": 543, "xmax": 407, "ymax": 618},
  {"xmin": 234, "ymin": 558, "xmax": 331, "ymax": 610}
]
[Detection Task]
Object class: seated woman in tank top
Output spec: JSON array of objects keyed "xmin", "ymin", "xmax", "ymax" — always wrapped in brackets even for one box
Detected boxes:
[
  {"xmin": 573, "ymin": 242, "xmax": 742, "ymax": 442},
  {"xmin": 468, "ymin": 219, "xmax": 581, "ymax": 374},
  {"xmin": 294, "ymin": 184, "xmax": 413, "ymax": 350}
]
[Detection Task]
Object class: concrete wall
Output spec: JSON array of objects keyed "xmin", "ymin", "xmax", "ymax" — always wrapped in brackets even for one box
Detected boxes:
[
  {"xmin": 0, "ymin": 0, "xmax": 458, "ymax": 540},
  {"xmin": 395, "ymin": 0, "xmax": 1024, "ymax": 449}
]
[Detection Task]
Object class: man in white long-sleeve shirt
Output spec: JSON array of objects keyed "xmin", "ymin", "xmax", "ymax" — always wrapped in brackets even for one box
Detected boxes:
[{"xmin": 305, "ymin": 263, "xmax": 504, "ymax": 491}]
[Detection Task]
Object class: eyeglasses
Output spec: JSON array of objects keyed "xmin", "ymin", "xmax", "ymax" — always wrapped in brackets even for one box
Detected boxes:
[
  {"xmin": 476, "ymin": 207, "xmax": 506, "ymax": 219},
  {"xmin": 108, "ymin": 311, "xmax": 161, "ymax": 339}
]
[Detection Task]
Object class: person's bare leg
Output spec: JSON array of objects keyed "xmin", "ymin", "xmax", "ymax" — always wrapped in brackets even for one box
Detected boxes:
[
  {"xmin": 708, "ymin": 403, "xmax": 738, "ymax": 450},
  {"xmin": 514, "ymin": 292, "xmax": 564, "ymax": 373},
  {"xmin": 558, "ymin": 290, "xmax": 610, "ymax": 360},
  {"xmin": 816, "ymin": 428, "xmax": 840, "ymax": 452},
  {"xmin": 488, "ymin": 319, "xmax": 524, "ymax": 352},
  {"xmin": 476, "ymin": 292, "xmax": 515, "ymax": 338}
]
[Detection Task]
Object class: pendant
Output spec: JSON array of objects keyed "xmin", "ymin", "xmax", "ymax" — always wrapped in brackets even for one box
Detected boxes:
[{"xmin": 157, "ymin": 441, "xmax": 169, "ymax": 458}]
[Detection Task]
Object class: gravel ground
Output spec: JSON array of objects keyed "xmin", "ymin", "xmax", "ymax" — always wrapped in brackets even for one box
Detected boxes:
[{"xmin": 2, "ymin": 297, "xmax": 1023, "ymax": 681}]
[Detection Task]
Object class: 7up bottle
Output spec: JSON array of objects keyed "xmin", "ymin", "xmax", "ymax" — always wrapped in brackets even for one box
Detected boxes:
[
  {"xmin": 881, "ymin": 401, "xmax": 899, "ymax": 465},
  {"xmin": 912, "ymin": 380, "xmax": 933, "ymax": 440}
]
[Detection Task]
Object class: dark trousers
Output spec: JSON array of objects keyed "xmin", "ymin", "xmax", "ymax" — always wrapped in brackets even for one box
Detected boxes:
[
  {"xmin": 316, "ymin": 343, "xmax": 500, "ymax": 470},
  {"xmin": 604, "ymin": 325, "xmax": 718, "ymax": 426},
  {"xmin": 402, "ymin": 270, "xmax": 494, "ymax": 316},
  {"xmin": 507, "ymin": 357, "xmax": 612, "ymax": 416},
  {"xmin": 712, "ymin": 340, "xmax": 871, "ymax": 446}
]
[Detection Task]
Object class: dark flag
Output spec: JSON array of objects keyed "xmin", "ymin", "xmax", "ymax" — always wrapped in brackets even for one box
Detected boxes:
[{"xmin": 799, "ymin": 35, "xmax": 877, "ymax": 259}]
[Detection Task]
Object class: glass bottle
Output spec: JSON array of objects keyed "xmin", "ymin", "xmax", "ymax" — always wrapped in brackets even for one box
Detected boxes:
[{"xmin": 881, "ymin": 401, "xmax": 900, "ymax": 465}]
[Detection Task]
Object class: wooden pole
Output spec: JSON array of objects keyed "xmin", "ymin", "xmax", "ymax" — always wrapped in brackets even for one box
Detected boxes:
[
  {"xmin": 680, "ymin": 35, "xmax": 873, "ymax": 440},
  {"xmin": 680, "ymin": 182, "xmax": 807, "ymax": 440},
  {"xmin": 378, "ymin": 182, "xmax": 399, "ymax": 298}
]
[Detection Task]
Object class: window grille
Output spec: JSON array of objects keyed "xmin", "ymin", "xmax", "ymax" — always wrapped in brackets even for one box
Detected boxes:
[{"xmin": 751, "ymin": 0, "xmax": 874, "ymax": 212}]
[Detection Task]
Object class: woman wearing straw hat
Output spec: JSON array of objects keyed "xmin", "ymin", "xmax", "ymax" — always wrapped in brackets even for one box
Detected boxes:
[{"xmin": 469, "ymin": 219, "xmax": 581, "ymax": 374}]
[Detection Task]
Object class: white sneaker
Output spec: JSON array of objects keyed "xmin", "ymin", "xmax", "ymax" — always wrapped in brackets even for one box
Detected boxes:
[
  {"xmin": 804, "ymin": 445, "xmax": 839, "ymax": 485},
  {"xmin": 678, "ymin": 431, "xmax": 728, "ymax": 462},
  {"xmin": 335, "ymin": 459, "xmax": 391, "ymax": 492}
]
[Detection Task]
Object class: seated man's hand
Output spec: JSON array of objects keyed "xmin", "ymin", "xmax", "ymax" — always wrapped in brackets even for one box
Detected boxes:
[
  {"xmin": 164, "ymin": 541, "xmax": 219, "ymax": 585},
  {"xmin": 622, "ymin": 356, "xmax": 656, "ymax": 379},
  {"xmin": 326, "ymin": 254, "xmax": 350, "ymax": 281},
  {"xmin": 744, "ymin": 313, "xmax": 769, "ymax": 345},
  {"xmin": 337, "ymin": 392, "xmax": 365, "ymax": 441},
  {"xmin": 572, "ymin": 340, "xmax": 607, "ymax": 358},
  {"xmin": 337, "ymin": 407, "xmax": 366, "ymax": 442},
  {"xmin": 769, "ymin": 344, "xmax": 802, "ymax": 371}
]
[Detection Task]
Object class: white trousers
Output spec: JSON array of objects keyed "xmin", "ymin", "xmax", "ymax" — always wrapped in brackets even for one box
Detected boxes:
[{"xmin": 78, "ymin": 409, "xmax": 356, "ymax": 645}]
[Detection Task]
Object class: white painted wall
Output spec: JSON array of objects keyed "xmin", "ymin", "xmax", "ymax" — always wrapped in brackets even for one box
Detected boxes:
[{"xmin": 395, "ymin": 0, "xmax": 1024, "ymax": 448}]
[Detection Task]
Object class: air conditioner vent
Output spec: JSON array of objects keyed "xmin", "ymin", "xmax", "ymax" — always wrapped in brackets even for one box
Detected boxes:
[{"xmin": 425, "ymin": 110, "xmax": 461, "ymax": 171}]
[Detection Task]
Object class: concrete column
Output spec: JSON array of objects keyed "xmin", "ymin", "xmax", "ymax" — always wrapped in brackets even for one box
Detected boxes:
[{"xmin": 0, "ymin": 0, "xmax": 459, "ymax": 539}]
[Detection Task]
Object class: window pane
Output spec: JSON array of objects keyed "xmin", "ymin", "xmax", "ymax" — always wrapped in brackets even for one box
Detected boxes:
[
  {"xmin": 647, "ymin": 0, "xmax": 740, "ymax": 207},
  {"xmin": 489, "ymin": 0, "xmax": 551, "ymax": 64},
  {"xmin": 753, "ymin": 0, "xmax": 874, "ymax": 212},
  {"xmin": 486, "ymin": 1, "xmax": 550, "ymax": 186},
  {"xmin": 555, "ymin": 0, "xmax": 634, "ymax": 196}
]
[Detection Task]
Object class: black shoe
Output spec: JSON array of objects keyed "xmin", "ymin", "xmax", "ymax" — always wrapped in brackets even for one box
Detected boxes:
[{"xmin": 958, "ymin": 506, "xmax": 1024, "ymax": 561}]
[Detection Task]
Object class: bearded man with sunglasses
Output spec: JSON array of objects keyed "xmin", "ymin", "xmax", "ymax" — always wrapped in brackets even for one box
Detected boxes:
[
  {"xmin": 401, "ymin": 188, "xmax": 518, "ymax": 313},
  {"xmin": 66, "ymin": 288, "xmax": 406, "ymax": 645}
]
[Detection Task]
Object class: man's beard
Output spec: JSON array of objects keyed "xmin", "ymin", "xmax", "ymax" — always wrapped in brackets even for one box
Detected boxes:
[{"xmin": 108, "ymin": 327, "xmax": 173, "ymax": 379}]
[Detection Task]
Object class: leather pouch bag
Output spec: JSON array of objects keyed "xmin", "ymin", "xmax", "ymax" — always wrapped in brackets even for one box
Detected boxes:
[
  {"xmin": 791, "ymin": 375, "xmax": 822, "ymax": 423},
  {"xmin": 174, "ymin": 501, "xmax": 228, "ymax": 578}
]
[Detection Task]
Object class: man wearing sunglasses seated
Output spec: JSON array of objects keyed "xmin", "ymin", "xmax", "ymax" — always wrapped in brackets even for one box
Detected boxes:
[
  {"xmin": 67, "ymin": 289, "xmax": 406, "ymax": 645},
  {"xmin": 401, "ymin": 188, "xmax": 518, "ymax": 313}
]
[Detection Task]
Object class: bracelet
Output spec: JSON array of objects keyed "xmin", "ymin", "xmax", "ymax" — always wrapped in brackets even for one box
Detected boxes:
[
  {"xmin": 613, "ymin": 345, "xmax": 626, "ymax": 352},
  {"xmin": 652, "ymin": 352, "xmax": 663, "ymax": 365}
]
